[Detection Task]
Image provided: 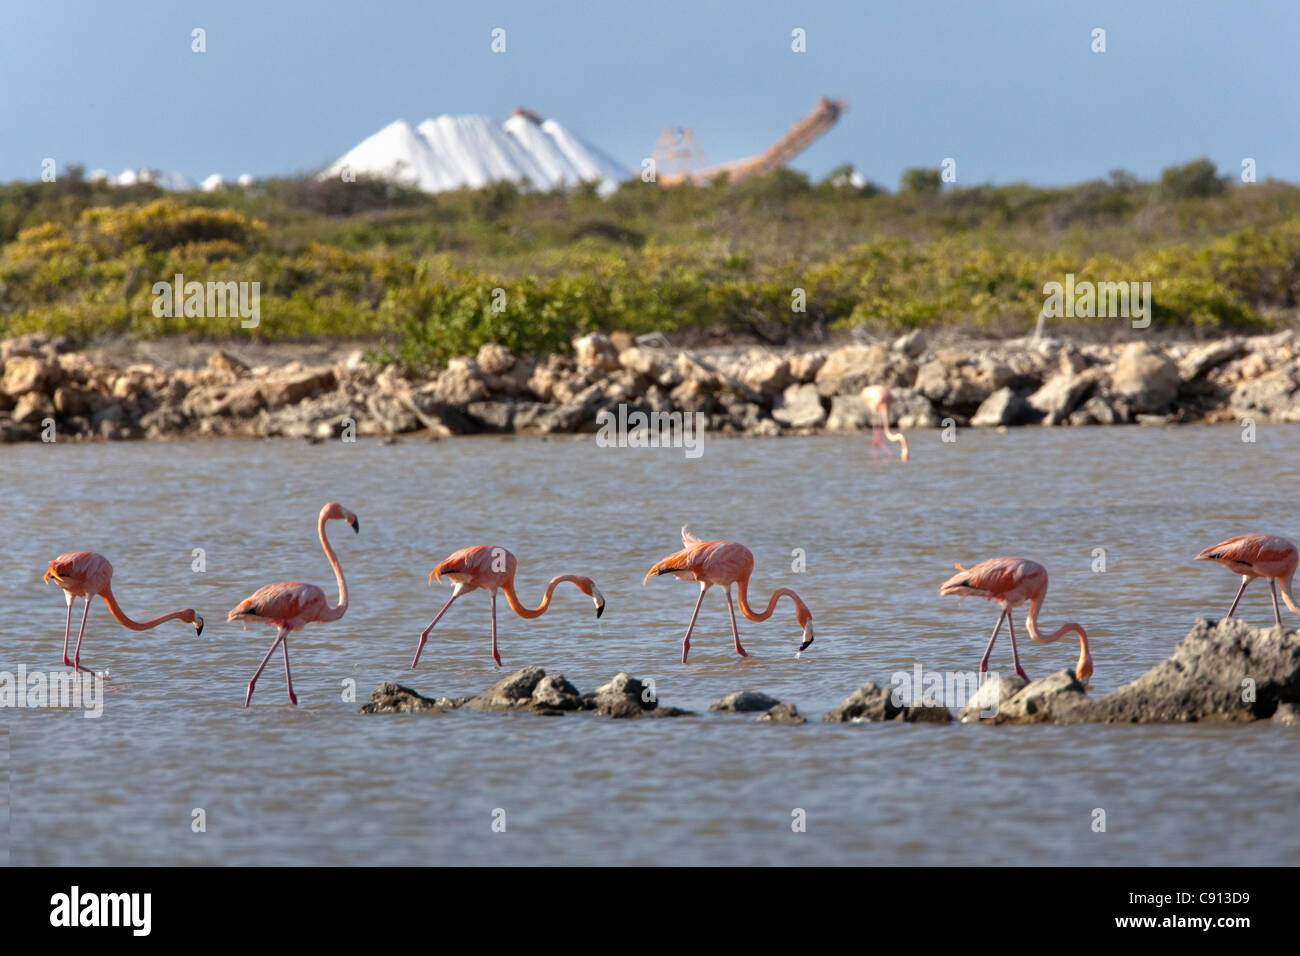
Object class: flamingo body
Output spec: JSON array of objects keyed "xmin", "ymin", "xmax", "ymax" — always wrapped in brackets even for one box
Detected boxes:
[
  {"xmin": 414, "ymin": 545, "xmax": 605, "ymax": 669},
  {"xmin": 644, "ymin": 527, "xmax": 814, "ymax": 662},
  {"xmin": 940, "ymin": 557, "xmax": 1092, "ymax": 683},
  {"xmin": 1194, "ymin": 534, "xmax": 1300, "ymax": 626},
  {"xmin": 43, "ymin": 550, "xmax": 203, "ymax": 676},
  {"xmin": 229, "ymin": 502, "xmax": 358, "ymax": 706}
]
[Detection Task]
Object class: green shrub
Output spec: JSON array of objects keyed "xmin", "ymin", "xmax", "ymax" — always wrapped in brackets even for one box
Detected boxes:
[{"xmin": 1160, "ymin": 159, "xmax": 1226, "ymax": 200}]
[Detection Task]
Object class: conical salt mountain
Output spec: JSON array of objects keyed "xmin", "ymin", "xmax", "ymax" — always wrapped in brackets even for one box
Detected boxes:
[{"xmin": 322, "ymin": 109, "xmax": 628, "ymax": 194}]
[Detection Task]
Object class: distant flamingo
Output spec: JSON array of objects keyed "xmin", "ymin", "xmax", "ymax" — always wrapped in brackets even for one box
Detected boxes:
[
  {"xmin": 1194, "ymin": 534, "xmax": 1300, "ymax": 627},
  {"xmin": 940, "ymin": 557, "xmax": 1092, "ymax": 684},
  {"xmin": 861, "ymin": 385, "xmax": 909, "ymax": 461},
  {"xmin": 43, "ymin": 552, "xmax": 203, "ymax": 676},
  {"xmin": 414, "ymin": 546, "xmax": 605, "ymax": 669},
  {"xmin": 644, "ymin": 526, "xmax": 814, "ymax": 663},
  {"xmin": 227, "ymin": 502, "xmax": 358, "ymax": 706}
]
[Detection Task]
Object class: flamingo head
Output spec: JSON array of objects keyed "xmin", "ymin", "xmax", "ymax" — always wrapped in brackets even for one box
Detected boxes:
[
  {"xmin": 939, "ymin": 564, "xmax": 981, "ymax": 599},
  {"xmin": 571, "ymin": 577, "xmax": 605, "ymax": 618},
  {"xmin": 181, "ymin": 609, "xmax": 204, "ymax": 635},
  {"xmin": 1074, "ymin": 652, "xmax": 1093, "ymax": 686},
  {"xmin": 321, "ymin": 502, "xmax": 359, "ymax": 534},
  {"xmin": 795, "ymin": 605, "xmax": 815, "ymax": 653},
  {"xmin": 1073, "ymin": 634, "xmax": 1093, "ymax": 686}
]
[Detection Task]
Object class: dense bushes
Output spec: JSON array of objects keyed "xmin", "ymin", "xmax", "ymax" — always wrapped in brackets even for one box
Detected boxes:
[{"xmin": 1, "ymin": 160, "xmax": 1298, "ymax": 364}]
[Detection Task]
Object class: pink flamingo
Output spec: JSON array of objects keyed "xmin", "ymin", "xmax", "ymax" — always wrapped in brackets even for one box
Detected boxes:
[
  {"xmin": 861, "ymin": 385, "xmax": 909, "ymax": 461},
  {"xmin": 644, "ymin": 526, "xmax": 814, "ymax": 663},
  {"xmin": 1194, "ymin": 534, "xmax": 1300, "ymax": 627},
  {"xmin": 940, "ymin": 557, "xmax": 1092, "ymax": 684},
  {"xmin": 43, "ymin": 552, "xmax": 203, "ymax": 675},
  {"xmin": 414, "ymin": 546, "xmax": 605, "ymax": 669},
  {"xmin": 227, "ymin": 502, "xmax": 358, "ymax": 706}
]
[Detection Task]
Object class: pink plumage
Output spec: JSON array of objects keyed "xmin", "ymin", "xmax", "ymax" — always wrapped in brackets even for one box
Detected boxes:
[
  {"xmin": 1194, "ymin": 533, "xmax": 1300, "ymax": 626},
  {"xmin": 414, "ymin": 545, "xmax": 605, "ymax": 669},
  {"xmin": 43, "ymin": 550, "xmax": 202, "ymax": 676},
  {"xmin": 940, "ymin": 557, "xmax": 1091, "ymax": 683},
  {"xmin": 644, "ymin": 526, "xmax": 814, "ymax": 663},
  {"xmin": 229, "ymin": 502, "xmax": 358, "ymax": 706}
]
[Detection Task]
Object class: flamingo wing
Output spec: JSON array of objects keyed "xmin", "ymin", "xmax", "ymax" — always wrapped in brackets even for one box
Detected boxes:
[
  {"xmin": 941, "ymin": 557, "xmax": 1032, "ymax": 599},
  {"xmin": 645, "ymin": 533, "xmax": 741, "ymax": 585},
  {"xmin": 228, "ymin": 581, "xmax": 326, "ymax": 626},
  {"xmin": 45, "ymin": 551, "xmax": 111, "ymax": 591},
  {"xmin": 431, "ymin": 545, "xmax": 506, "ymax": 584},
  {"xmin": 1197, "ymin": 534, "xmax": 1289, "ymax": 566}
]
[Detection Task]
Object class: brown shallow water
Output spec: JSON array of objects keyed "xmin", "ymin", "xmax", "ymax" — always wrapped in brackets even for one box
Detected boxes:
[{"xmin": 1, "ymin": 425, "xmax": 1299, "ymax": 865}]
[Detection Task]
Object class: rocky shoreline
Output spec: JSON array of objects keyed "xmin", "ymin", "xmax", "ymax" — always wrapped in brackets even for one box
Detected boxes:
[
  {"xmin": 363, "ymin": 619, "xmax": 1300, "ymax": 727},
  {"xmin": 2, "ymin": 327, "xmax": 1298, "ymax": 443}
]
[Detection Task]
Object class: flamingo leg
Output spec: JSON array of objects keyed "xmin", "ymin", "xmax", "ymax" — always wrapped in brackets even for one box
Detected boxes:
[
  {"xmin": 490, "ymin": 590, "xmax": 501, "ymax": 669},
  {"xmin": 1270, "ymin": 579, "xmax": 1283, "ymax": 628},
  {"xmin": 412, "ymin": 592, "xmax": 460, "ymax": 668},
  {"xmin": 876, "ymin": 413, "xmax": 895, "ymax": 458},
  {"xmin": 1225, "ymin": 575, "xmax": 1250, "ymax": 619},
  {"xmin": 246, "ymin": 628, "xmax": 287, "ymax": 707},
  {"xmin": 1006, "ymin": 614, "xmax": 1030, "ymax": 683},
  {"xmin": 60, "ymin": 590, "xmax": 74, "ymax": 666},
  {"xmin": 281, "ymin": 637, "xmax": 297, "ymax": 705},
  {"xmin": 978, "ymin": 609, "xmax": 1005, "ymax": 684},
  {"xmin": 69, "ymin": 596, "xmax": 96, "ymax": 677},
  {"xmin": 724, "ymin": 586, "xmax": 747, "ymax": 657},
  {"xmin": 681, "ymin": 583, "xmax": 709, "ymax": 663}
]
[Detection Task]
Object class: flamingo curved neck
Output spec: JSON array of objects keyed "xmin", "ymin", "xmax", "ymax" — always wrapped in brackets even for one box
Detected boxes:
[
  {"xmin": 101, "ymin": 586, "xmax": 188, "ymax": 631},
  {"xmin": 319, "ymin": 513, "xmax": 348, "ymax": 618},
  {"xmin": 882, "ymin": 424, "xmax": 908, "ymax": 456},
  {"xmin": 502, "ymin": 575, "xmax": 583, "ymax": 619},
  {"xmin": 1025, "ymin": 598, "xmax": 1089, "ymax": 668},
  {"xmin": 736, "ymin": 576, "xmax": 809, "ymax": 624},
  {"xmin": 1281, "ymin": 573, "xmax": 1300, "ymax": 616}
]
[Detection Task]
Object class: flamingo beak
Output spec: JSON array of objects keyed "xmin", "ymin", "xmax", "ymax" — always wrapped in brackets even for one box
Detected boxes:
[
  {"xmin": 195, "ymin": 615, "xmax": 205, "ymax": 636},
  {"xmin": 349, "ymin": 516, "xmax": 360, "ymax": 534},
  {"xmin": 593, "ymin": 587, "xmax": 606, "ymax": 619},
  {"xmin": 797, "ymin": 621, "xmax": 815, "ymax": 653}
]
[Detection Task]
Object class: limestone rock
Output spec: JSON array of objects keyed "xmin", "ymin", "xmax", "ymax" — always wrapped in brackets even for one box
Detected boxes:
[
  {"xmin": 709, "ymin": 690, "xmax": 782, "ymax": 713},
  {"xmin": 971, "ymin": 387, "xmax": 1029, "ymax": 427},
  {"xmin": 476, "ymin": 343, "xmax": 516, "ymax": 375},
  {"xmin": 771, "ymin": 383, "xmax": 826, "ymax": 428},
  {"xmin": 757, "ymin": 703, "xmax": 806, "ymax": 724},
  {"xmin": 1110, "ymin": 342, "xmax": 1179, "ymax": 413}
]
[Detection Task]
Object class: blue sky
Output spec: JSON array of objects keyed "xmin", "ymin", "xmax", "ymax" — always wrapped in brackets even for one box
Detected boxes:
[{"xmin": 2, "ymin": 0, "xmax": 1297, "ymax": 188}]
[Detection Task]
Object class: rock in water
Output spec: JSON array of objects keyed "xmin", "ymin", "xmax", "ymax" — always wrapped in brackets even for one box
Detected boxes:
[
  {"xmin": 958, "ymin": 675, "xmax": 1028, "ymax": 723},
  {"xmin": 822, "ymin": 682, "xmax": 901, "ymax": 722},
  {"xmin": 757, "ymin": 702, "xmax": 806, "ymax": 724},
  {"xmin": 1273, "ymin": 702, "xmax": 1300, "ymax": 725},
  {"xmin": 960, "ymin": 670, "xmax": 1087, "ymax": 725},
  {"xmin": 900, "ymin": 702, "xmax": 954, "ymax": 723},
  {"xmin": 823, "ymin": 681, "xmax": 952, "ymax": 723},
  {"xmin": 360, "ymin": 681, "xmax": 455, "ymax": 714},
  {"xmin": 464, "ymin": 665, "xmax": 582, "ymax": 713},
  {"xmin": 581, "ymin": 672, "xmax": 657, "ymax": 718},
  {"xmin": 531, "ymin": 673, "xmax": 584, "ymax": 711},
  {"xmin": 1061, "ymin": 619, "xmax": 1300, "ymax": 723},
  {"xmin": 709, "ymin": 690, "xmax": 782, "ymax": 713}
]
